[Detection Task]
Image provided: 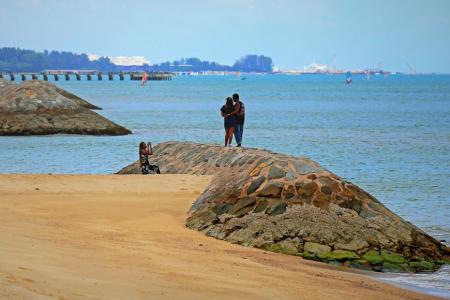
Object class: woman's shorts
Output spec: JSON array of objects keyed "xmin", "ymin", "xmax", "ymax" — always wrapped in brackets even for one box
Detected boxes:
[{"xmin": 224, "ymin": 115, "xmax": 237, "ymax": 128}]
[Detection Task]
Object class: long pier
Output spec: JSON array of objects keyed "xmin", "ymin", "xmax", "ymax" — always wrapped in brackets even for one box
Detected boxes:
[{"xmin": 0, "ymin": 71, "xmax": 172, "ymax": 82}]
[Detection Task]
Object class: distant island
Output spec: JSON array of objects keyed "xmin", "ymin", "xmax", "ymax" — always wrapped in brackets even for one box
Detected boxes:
[{"xmin": 0, "ymin": 47, "xmax": 273, "ymax": 73}]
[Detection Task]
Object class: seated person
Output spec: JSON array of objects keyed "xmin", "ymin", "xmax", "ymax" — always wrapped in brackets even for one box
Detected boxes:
[{"xmin": 139, "ymin": 142, "xmax": 161, "ymax": 174}]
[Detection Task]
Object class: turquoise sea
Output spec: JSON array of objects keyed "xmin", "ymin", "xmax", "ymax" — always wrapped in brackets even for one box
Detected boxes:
[{"xmin": 0, "ymin": 74, "xmax": 449, "ymax": 297}]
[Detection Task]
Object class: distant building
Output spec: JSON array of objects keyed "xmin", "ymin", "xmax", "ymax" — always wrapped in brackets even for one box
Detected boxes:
[{"xmin": 303, "ymin": 62, "xmax": 329, "ymax": 74}]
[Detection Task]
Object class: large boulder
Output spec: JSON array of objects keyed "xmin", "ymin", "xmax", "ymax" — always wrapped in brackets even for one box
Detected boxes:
[
  {"xmin": 118, "ymin": 141, "xmax": 450, "ymax": 272},
  {"xmin": 0, "ymin": 80, "xmax": 131, "ymax": 135}
]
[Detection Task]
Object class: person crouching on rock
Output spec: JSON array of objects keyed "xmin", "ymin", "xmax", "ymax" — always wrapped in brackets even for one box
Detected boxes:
[
  {"xmin": 221, "ymin": 97, "xmax": 237, "ymax": 147},
  {"xmin": 139, "ymin": 142, "xmax": 161, "ymax": 174}
]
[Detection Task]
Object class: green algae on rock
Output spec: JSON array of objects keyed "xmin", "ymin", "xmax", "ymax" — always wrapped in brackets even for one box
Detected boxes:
[
  {"xmin": 408, "ymin": 260, "xmax": 434, "ymax": 272},
  {"xmin": 362, "ymin": 250, "xmax": 384, "ymax": 265},
  {"xmin": 319, "ymin": 250, "xmax": 360, "ymax": 261},
  {"xmin": 118, "ymin": 141, "xmax": 450, "ymax": 273}
]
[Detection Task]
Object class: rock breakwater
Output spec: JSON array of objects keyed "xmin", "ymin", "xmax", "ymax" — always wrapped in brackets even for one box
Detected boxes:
[
  {"xmin": 0, "ymin": 80, "xmax": 131, "ymax": 135},
  {"xmin": 118, "ymin": 141, "xmax": 450, "ymax": 272}
]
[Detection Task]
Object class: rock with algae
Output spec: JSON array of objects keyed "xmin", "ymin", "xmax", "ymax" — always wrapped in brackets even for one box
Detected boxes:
[{"xmin": 118, "ymin": 141, "xmax": 450, "ymax": 272}]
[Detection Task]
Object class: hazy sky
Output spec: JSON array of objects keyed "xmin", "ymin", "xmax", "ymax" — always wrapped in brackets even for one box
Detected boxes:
[{"xmin": 1, "ymin": 0, "xmax": 450, "ymax": 72}]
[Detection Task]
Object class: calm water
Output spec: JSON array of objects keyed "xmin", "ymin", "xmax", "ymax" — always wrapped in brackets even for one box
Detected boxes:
[{"xmin": 1, "ymin": 74, "xmax": 449, "ymax": 297}]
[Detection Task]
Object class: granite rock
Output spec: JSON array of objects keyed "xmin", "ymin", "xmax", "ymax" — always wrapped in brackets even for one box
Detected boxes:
[
  {"xmin": 0, "ymin": 80, "xmax": 130, "ymax": 135},
  {"xmin": 118, "ymin": 141, "xmax": 450, "ymax": 272}
]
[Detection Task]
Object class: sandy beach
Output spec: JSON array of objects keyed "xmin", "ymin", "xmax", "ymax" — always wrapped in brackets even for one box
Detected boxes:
[{"xmin": 0, "ymin": 174, "xmax": 440, "ymax": 300}]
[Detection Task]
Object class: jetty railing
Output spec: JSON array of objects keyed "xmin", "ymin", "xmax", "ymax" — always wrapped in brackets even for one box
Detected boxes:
[{"xmin": 0, "ymin": 71, "xmax": 172, "ymax": 82}]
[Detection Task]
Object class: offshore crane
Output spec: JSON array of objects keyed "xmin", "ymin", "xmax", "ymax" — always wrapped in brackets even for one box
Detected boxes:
[{"xmin": 406, "ymin": 62, "xmax": 417, "ymax": 75}]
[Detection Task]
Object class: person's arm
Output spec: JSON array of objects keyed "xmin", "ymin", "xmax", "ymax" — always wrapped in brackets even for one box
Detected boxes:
[
  {"xmin": 237, "ymin": 102, "xmax": 244, "ymax": 116},
  {"xmin": 228, "ymin": 102, "xmax": 240, "ymax": 116},
  {"xmin": 148, "ymin": 143, "xmax": 153, "ymax": 155}
]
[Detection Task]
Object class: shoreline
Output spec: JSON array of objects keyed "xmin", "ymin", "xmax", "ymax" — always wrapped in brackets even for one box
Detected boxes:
[{"xmin": 0, "ymin": 174, "xmax": 443, "ymax": 300}]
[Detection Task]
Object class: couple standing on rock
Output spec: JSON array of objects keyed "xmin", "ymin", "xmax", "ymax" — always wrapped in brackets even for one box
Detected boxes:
[{"xmin": 221, "ymin": 93, "xmax": 245, "ymax": 147}]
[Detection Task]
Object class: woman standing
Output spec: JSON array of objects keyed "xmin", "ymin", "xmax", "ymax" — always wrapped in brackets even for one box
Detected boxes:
[{"xmin": 220, "ymin": 97, "xmax": 237, "ymax": 147}]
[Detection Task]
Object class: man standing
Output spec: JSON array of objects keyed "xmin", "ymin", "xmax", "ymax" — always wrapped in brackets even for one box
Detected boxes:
[{"xmin": 232, "ymin": 93, "xmax": 245, "ymax": 147}]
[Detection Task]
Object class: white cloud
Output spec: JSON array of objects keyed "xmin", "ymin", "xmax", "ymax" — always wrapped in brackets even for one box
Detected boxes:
[
  {"xmin": 109, "ymin": 56, "xmax": 151, "ymax": 66},
  {"xmin": 87, "ymin": 53, "xmax": 101, "ymax": 61},
  {"xmin": 87, "ymin": 53, "xmax": 151, "ymax": 66}
]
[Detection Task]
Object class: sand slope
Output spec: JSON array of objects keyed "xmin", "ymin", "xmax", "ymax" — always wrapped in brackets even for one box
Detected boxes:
[{"xmin": 0, "ymin": 174, "xmax": 439, "ymax": 300}]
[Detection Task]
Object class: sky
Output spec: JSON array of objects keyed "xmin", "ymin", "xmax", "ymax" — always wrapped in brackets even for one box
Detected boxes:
[{"xmin": 1, "ymin": 0, "xmax": 450, "ymax": 72}]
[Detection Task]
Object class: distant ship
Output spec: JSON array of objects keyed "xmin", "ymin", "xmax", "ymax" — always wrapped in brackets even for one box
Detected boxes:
[{"xmin": 365, "ymin": 69, "xmax": 391, "ymax": 76}]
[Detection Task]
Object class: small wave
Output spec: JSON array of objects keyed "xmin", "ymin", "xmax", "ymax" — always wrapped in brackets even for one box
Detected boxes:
[{"xmin": 377, "ymin": 265, "xmax": 450, "ymax": 299}]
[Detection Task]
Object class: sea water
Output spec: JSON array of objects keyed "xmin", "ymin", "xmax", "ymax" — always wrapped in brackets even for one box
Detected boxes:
[{"xmin": 0, "ymin": 74, "xmax": 449, "ymax": 297}]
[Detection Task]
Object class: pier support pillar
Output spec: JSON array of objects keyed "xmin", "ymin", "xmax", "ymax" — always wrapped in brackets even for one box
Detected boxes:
[
  {"xmin": 119, "ymin": 73, "xmax": 124, "ymax": 80},
  {"xmin": 21, "ymin": 74, "xmax": 26, "ymax": 81},
  {"xmin": 76, "ymin": 74, "xmax": 81, "ymax": 81},
  {"xmin": 32, "ymin": 74, "xmax": 38, "ymax": 80},
  {"xmin": 54, "ymin": 74, "xmax": 59, "ymax": 81},
  {"xmin": 43, "ymin": 74, "xmax": 48, "ymax": 81},
  {"xmin": 10, "ymin": 74, "xmax": 15, "ymax": 81},
  {"xmin": 108, "ymin": 72, "xmax": 113, "ymax": 80},
  {"xmin": 65, "ymin": 74, "xmax": 70, "ymax": 81},
  {"xmin": 98, "ymin": 73, "xmax": 102, "ymax": 81},
  {"xmin": 87, "ymin": 74, "xmax": 92, "ymax": 81},
  {"xmin": 0, "ymin": 73, "xmax": 3, "ymax": 79}
]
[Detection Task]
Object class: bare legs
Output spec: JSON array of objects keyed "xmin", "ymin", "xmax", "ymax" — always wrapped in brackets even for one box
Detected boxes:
[
  {"xmin": 224, "ymin": 127, "xmax": 235, "ymax": 147},
  {"xmin": 228, "ymin": 127, "xmax": 235, "ymax": 146}
]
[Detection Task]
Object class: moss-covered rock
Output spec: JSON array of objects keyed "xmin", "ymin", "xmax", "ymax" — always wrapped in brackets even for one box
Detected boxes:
[
  {"xmin": 409, "ymin": 260, "xmax": 434, "ymax": 272},
  {"xmin": 381, "ymin": 251, "xmax": 405, "ymax": 264},
  {"xmin": 362, "ymin": 250, "xmax": 384, "ymax": 265},
  {"xmin": 263, "ymin": 242, "xmax": 298, "ymax": 255},
  {"xmin": 436, "ymin": 258, "xmax": 450, "ymax": 265},
  {"xmin": 319, "ymin": 250, "xmax": 360, "ymax": 261},
  {"xmin": 264, "ymin": 243, "xmax": 282, "ymax": 253},
  {"xmin": 382, "ymin": 262, "xmax": 407, "ymax": 272},
  {"xmin": 328, "ymin": 261, "xmax": 344, "ymax": 267},
  {"xmin": 298, "ymin": 252, "xmax": 319, "ymax": 260},
  {"xmin": 349, "ymin": 260, "xmax": 372, "ymax": 271},
  {"xmin": 276, "ymin": 240, "xmax": 300, "ymax": 255},
  {"xmin": 304, "ymin": 242, "xmax": 331, "ymax": 256}
]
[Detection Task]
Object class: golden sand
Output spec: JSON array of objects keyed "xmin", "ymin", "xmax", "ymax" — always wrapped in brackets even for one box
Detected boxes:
[{"xmin": 0, "ymin": 174, "xmax": 438, "ymax": 300}]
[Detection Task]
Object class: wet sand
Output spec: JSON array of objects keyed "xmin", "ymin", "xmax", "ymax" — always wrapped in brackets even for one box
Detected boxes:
[{"xmin": 0, "ymin": 174, "xmax": 441, "ymax": 300}]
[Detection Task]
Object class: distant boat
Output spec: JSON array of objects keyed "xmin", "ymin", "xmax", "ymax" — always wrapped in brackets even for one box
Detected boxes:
[
  {"xmin": 235, "ymin": 72, "xmax": 247, "ymax": 80},
  {"xmin": 345, "ymin": 72, "xmax": 352, "ymax": 84}
]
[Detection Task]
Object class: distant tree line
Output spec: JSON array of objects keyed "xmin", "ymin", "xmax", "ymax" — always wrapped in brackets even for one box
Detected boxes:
[
  {"xmin": 150, "ymin": 55, "xmax": 273, "ymax": 72},
  {"xmin": 0, "ymin": 47, "xmax": 117, "ymax": 72},
  {"xmin": 0, "ymin": 47, "xmax": 273, "ymax": 73}
]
